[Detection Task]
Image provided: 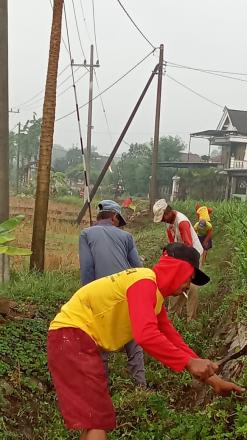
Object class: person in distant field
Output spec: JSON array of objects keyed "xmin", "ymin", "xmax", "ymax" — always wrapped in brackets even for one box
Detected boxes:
[
  {"xmin": 195, "ymin": 204, "xmax": 213, "ymax": 222},
  {"xmin": 194, "ymin": 219, "xmax": 213, "ymax": 266},
  {"xmin": 122, "ymin": 197, "xmax": 133, "ymax": 208},
  {"xmin": 47, "ymin": 243, "xmax": 245, "ymax": 440},
  {"xmin": 79, "ymin": 200, "xmax": 146, "ymax": 387},
  {"xmin": 153, "ymin": 199, "xmax": 203, "ymax": 321}
]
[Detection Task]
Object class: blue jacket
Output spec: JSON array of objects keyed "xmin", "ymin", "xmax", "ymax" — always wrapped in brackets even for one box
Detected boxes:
[{"xmin": 79, "ymin": 219, "xmax": 142, "ymax": 285}]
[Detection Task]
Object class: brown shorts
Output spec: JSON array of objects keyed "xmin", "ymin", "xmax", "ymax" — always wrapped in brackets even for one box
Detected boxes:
[{"xmin": 47, "ymin": 327, "xmax": 116, "ymax": 430}]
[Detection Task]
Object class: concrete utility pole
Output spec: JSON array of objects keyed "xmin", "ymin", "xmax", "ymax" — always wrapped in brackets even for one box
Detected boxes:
[
  {"xmin": 86, "ymin": 44, "xmax": 95, "ymax": 184},
  {"xmin": 150, "ymin": 44, "xmax": 164, "ymax": 210},
  {"xmin": 0, "ymin": 0, "xmax": 10, "ymax": 282},
  {"xmin": 73, "ymin": 45, "xmax": 99, "ymax": 185},
  {"xmin": 16, "ymin": 122, "xmax": 21, "ymax": 194}
]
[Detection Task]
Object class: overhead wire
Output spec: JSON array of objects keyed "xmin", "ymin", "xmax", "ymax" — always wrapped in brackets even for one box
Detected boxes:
[
  {"xmin": 9, "ymin": 123, "xmax": 19, "ymax": 132},
  {"xmin": 166, "ymin": 61, "xmax": 247, "ymax": 77},
  {"xmin": 57, "ymin": 70, "xmax": 89, "ymax": 98},
  {"xmin": 63, "ymin": 2, "xmax": 92, "ymax": 225},
  {"xmin": 20, "ymin": 66, "xmax": 82, "ymax": 110},
  {"xmin": 90, "ymin": 0, "xmax": 112, "ymax": 147},
  {"xmin": 71, "ymin": 0, "xmax": 87, "ymax": 59},
  {"xmin": 94, "ymin": 69, "xmax": 114, "ymax": 147},
  {"xmin": 22, "ymin": 69, "xmax": 89, "ymax": 112},
  {"xmin": 56, "ymin": 48, "xmax": 156, "ymax": 122},
  {"xmin": 166, "ymin": 61, "xmax": 247, "ymax": 84},
  {"xmin": 16, "ymin": 64, "xmax": 71, "ymax": 109},
  {"xmin": 79, "ymin": 0, "xmax": 93, "ymax": 44},
  {"xmin": 166, "ymin": 74, "xmax": 223, "ymax": 109},
  {"xmin": 116, "ymin": 0, "xmax": 156, "ymax": 50},
  {"xmin": 91, "ymin": 0, "xmax": 100, "ymax": 61}
]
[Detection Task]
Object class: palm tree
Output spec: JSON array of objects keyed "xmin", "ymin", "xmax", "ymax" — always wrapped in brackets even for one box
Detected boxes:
[{"xmin": 30, "ymin": 0, "xmax": 63, "ymax": 271}]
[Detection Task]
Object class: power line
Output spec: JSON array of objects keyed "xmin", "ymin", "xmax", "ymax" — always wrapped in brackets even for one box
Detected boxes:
[
  {"xmin": 91, "ymin": 0, "xmax": 100, "ymax": 61},
  {"xmin": 63, "ymin": 2, "xmax": 92, "ymax": 225},
  {"xmin": 166, "ymin": 61, "xmax": 247, "ymax": 84},
  {"xmin": 20, "ymin": 66, "xmax": 82, "ymax": 110},
  {"xmin": 9, "ymin": 123, "xmax": 19, "ymax": 132},
  {"xmin": 57, "ymin": 70, "xmax": 88, "ymax": 98},
  {"xmin": 166, "ymin": 74, "xmax": 223, "ymax": 109},
  {"xmin": 16, "ymin": 64, "xmax": 70, "ymax": 108},
  {"xmin": 116, "ymin": 0, "xmax": 156, "ymax": 50},
  {"xmin": 94, "ymin": 69, "xmax": 114, "ymax": 147},
  {"xmin": 56, "ymin": 48, "xmax": 155, "ymax": 122},
  {"xmin": 79, "ymin": 0, "xmax": 93, "ymax": 44},
  {"xmin": 71, "ymin": 0, "xmax": 87, "ymax": 59},
  {"xmin": 166, "ymin": 61, "xmax": 247, "ymax": 77},
  {"xmin": 23, "ymin": 69, "xmax": 89, "ymax": 112}
]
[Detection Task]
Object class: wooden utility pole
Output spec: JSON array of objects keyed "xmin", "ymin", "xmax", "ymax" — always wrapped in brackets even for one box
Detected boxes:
[
  {"xmin": 16, "ymin": 122, "xmax": 21, "ymax": 194},
  {"xmin": 150, "ymin": 44, "xmax": 164, "ymax": 210},
  {"xmin": 73, "ymin": 45, "xmax": 99, "ymax": 185},
  {"xmin": 0, "ymin": 0, "xmax": 10, "ymax": 282},
  {"xmin": 30, "ymin": 0, "xmax": 63, "ymax": 271}
]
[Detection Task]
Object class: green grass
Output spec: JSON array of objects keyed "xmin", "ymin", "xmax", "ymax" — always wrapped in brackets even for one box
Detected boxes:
[{"xmin": 0, "ymin": 201, "xmax": 246, "ymax": 439}]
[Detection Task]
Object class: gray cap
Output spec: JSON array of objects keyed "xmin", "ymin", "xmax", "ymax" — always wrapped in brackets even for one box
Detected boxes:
[{"xmin": 98, "ymin": 200, "xmax": 126, "ymax": 227}]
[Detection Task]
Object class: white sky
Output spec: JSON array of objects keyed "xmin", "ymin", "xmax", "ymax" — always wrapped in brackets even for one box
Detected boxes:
[{"xmin": 8, "ymin": 0, "xmax": 247, "ymax": 157}]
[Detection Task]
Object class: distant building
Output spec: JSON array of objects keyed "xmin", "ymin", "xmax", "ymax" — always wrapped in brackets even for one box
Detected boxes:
[
  {"xmin": 180, "ymin": 152, "xmax": 202, "ymax": 163},
  {"xmin": 191, "ymin": 107, "xmax": 247, "ymax": 200}
]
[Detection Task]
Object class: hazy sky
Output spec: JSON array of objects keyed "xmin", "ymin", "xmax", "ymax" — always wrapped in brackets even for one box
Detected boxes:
[{"xmin": 8, "ymin": 0, "xmax": 247, "ymax": 157}]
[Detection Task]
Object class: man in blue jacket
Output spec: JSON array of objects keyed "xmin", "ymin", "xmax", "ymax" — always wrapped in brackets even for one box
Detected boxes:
[{"xmin": 79, "ymin": 199, "xmax": 146, "ymax": 387}]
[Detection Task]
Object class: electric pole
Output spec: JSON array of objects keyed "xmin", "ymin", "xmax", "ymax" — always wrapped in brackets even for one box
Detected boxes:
[
  {"xmin": 150, "ymin": 44, "xmax": 164, "ymax": 210},
  {"xmin": 86, "ymin": 44, "xmax": 95, "ymax": 184},
  {"xmin": 0, "ymin": 0, "xmax": 9, "ymax": 282},
  {"xmin": 73, "ymin": 45, "xmax": 99, "ymax": 185},
  {"xmin": 16, "ymin": 122, "xmax": 21, "ymax": 194}
]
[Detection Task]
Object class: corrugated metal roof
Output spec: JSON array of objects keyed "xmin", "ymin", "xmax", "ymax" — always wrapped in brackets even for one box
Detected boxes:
[{"xmin": 227, "ymin": 108, "xmax": 247, "ymax": 135}]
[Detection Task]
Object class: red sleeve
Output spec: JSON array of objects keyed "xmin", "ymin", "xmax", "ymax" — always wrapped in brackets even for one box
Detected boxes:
[
  {"xmin": 157, "ymin": 307, "xmax": 198, "ymax": 359},
  {"xmin": 127, "ymin": 279, "xmax": 194, "ymax": 372},
  {"xmin": 179, "ymin": 221, "xmax": 193, "ymax": 246},
  {"xmin": 167, "ymin": 227, "xmax": 174, "ymax": 243},
  {"xmin": 208, "ymin": 208, "xmax": 213, "ymax": 214}
]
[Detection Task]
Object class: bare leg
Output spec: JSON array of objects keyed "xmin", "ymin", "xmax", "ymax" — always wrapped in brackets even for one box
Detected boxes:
[
  {"xmin": 187, "ymin": 284, "xmax": 198, "ymax": 322},
  {"xmin": 202, "ymin": 250, "xmax": 208, "ymax": 266},
  {"xmin": 80, "ymin": 429, "xmax": 107, "ymax": 440}
]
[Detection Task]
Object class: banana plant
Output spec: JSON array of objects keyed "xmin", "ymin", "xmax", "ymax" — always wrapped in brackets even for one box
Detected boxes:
[{"xmin": 0, "ymin": 215, "xmax": 31, "ymax": 256}]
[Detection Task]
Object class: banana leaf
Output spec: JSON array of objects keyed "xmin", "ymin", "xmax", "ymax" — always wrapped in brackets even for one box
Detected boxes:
[
  {"xmin": 0, "ymin": 235, "xmax": 15, "ymax": 244},
  {"xmin": 0, "ymin": 245, "xmax": 32, "ymax": 256},
  {"xmin": 0, "ymin": 215, "xmax": 25, "ymax": 233}
]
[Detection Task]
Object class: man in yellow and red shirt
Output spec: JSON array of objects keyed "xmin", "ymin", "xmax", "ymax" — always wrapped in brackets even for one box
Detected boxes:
[
  {"xmin": 194, "ymin": 219, "xmax": 213, "ymax": 265},
  {"xmin": 47, "ymin": 243, "xmax": 244, "ymax": 440},
  {"xmin": 195, "ymin": 203, "xmax": 213, "ymax": 222}
]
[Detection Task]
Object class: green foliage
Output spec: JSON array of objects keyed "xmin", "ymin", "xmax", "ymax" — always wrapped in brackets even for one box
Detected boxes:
[
  {"xmin": 114, "ymin": 136, "xmax": 185, "ymax": 196},
  {"xmin": 53, "ymin": 147, "xmax": 83, "ymax": 173},
  {"xmin": 0, "ymin": 202, "xmax": 246, "ymax": 438},
  {"xmin": 177, "ymin": 168, "xmax": 226, "ymax": 201},
  {"xmin": 0, "ymin": 215, "xmax": 31, "ymax": 256}
]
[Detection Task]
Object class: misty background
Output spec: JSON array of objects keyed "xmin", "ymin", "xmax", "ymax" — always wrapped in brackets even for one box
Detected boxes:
[{"xmin": 8, "ymin": 0, "xmax": 247, "ymax": 157}]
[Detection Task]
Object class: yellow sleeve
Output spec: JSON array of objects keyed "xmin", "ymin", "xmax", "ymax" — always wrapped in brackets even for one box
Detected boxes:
[
  {"xmin": 206, "ymin": 221, "xmax": 212, "ymax": 231},
  {"xmin": 194, "ymin": 222, "xmax": 199, "ymax": 231}
]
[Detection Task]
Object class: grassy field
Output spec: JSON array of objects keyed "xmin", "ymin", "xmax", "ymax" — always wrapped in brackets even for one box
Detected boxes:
[{"xmin": 0, "ymin": 198, "xmax": 247, "ymax": 439}]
